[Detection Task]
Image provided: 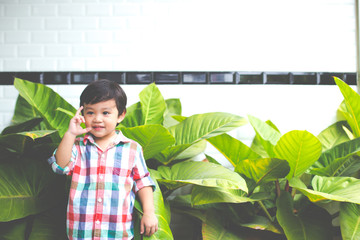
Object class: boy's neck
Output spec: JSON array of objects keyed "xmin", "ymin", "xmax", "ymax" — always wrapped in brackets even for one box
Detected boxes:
[{"xmin": 92, "ymin": 131, "xmax": 118, "ymax": 151}]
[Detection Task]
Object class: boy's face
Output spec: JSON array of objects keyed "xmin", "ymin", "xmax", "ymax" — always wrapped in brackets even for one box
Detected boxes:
[{"xmin": 83, "ymin": 99, "xmax": 125, "ymax": 143}]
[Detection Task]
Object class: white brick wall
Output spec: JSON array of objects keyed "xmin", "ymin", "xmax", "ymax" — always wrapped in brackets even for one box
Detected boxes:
[{"xmin": 0, "ymin": 0, "xmax": 356, "ymax": 142}]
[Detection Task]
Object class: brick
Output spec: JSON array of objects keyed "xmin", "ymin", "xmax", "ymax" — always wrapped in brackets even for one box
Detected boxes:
[
  {"xmin": 85, "ymin": 31, "xmax": 112, "ymax": 43},
  {"xmin": 31, "ymin": 31, "xmax": 57, "ymax": 43},
  {"xmin": 32, "ymin": 4, "xmax": 56, "ymax": 16},
  {"xmin": 45, "ymin": 45, "xmax": 71, "ymax": 57},
  {"xmin": 30, "ymin": 59, "xmax": 57, "ymax": 71},
  {"xmin": 86, "ymin": 4, "xmax": 112, "ymax": 16},
  {"xmin": 18, "ymin": 18, "xmax": 44, "ymax": 30},
  {"xmin": 113, "ymin": 4, "xmax": 140, "ymax": 16},
  {"xmin": 58, "ymin": 4, "xmax": 85, "ymax": 16},
  {"xmin": 45, "ymin": 18, "xmax": 71, "ymax": 30},
  {"xmin": 3, "ymin": 86, "xmax": 19, "ymax": 98},
  {"xmin": 5, "ymin": 31, "xmax": 31, "ymax": 43},
  {"xmin": 4, "ymin": 59, "xmax": 29, "ymax": 71},
  {"xmin": 0, "ymin": 99, "xmax": 16, "ymax": 111},
  {"xmin": 100, "ymin": 44, "xmax": 124, "ymax": 56},
  {"xmin": 72, "ymin": 45, "xmax": 99, "ymax": 57},
  {"xmin": 58, "ymin": 31, "xmax": 83, "ymax": 43},
  {"xmin": 72, "ymin": 17, "xmax": 98, "ymax": 30},
  {"xmin": 57, "ymin": 58, "xmax": 85, "ymax": 71},
  {"xmin": 99, "ymin": 17, "xmax": 126, "ymax": 29},
  {"xmin": 20, "ymin": 0, "xmax": 44, "ymax": 3},
  {"xmin": 5, "ymin": 5, "xmax": 31, "ymax": 17},
  {"xmin": 0, "ymin": 45, "xmax": 16, "ymax": 57},
  {"xmin": 0, "ymin": 18, "xmax": 17, "ymax": 30},
  {"xmin": 18, "ymin": 45, "xmax": 43, "ymax": 57},
  {"xmin": 86, "ymin": 58, "xmax": 113, "ymax": 70},
  {"xmin": 57, "ymin": 85, "xmax": 85, "ymax": 98}
]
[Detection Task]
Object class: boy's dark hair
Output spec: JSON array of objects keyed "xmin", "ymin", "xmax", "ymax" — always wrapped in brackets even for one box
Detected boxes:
[{"xmin": 80, "ymin": 79, "xmax": 127, "ymax": 116}]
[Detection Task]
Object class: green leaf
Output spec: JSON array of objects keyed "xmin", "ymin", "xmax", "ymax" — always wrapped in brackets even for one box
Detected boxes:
[
  {"xmin": 0, "ymin": 161, "xmax": 65, "ymax": 222},
  {"xmin": 1, "ymin": 118, "xmax": 43, "ymax": 135},
  {"xmin": 248, "ymin": 115, "xmax": 281, "ymax": 158},
  {"xmin": 170, "ymin": 112, "xmax": 247, "ymax": 145},
  {"xmin": 120, "ymin": 125, "xmax": 175, "ymax": 160},
  {"xmin": 119, "ymin": 102, "xmax": 143, "ymax": 128},
  {"xmin": 0, "ymin": 217, "xmax": 28, "ymax": 240},
  {"xmin": 14, "ymin": 78, "xmax": 76, "ymax": 138},
  {"xmin": 201, "ymin": 210, "xmax": 245, "ymax": 240},
  {"xmin": 235, "ymin": 158, "xmax": 290, "ymax": 186},
  {"xmin": 191, "ymin": 185, "xmax": 268, "ymax": 206},
  {"xmin": 163, "ymin": 99, "xmax": 182, "ymax": 128},
  {"xmin": 139, "ymin": 83, "xmax": 166, "ymax": 125},
  {"xmin": 157, "ymin": 161, "xmax": 248, "ymax": 193},
  {"xmin": 311, "ymin": 137, "xmax": 360, "ymax": 177},
  {"xmin": 290, "ymin": 176, "xmax": 360, "ymax": 204},
  {"xmin": 274, "ymin": 130, "xmax": 322, "ymax": 180},
  {"xmin": 0, "ymin": 130, "xmax": 57, "ymax": 155},
  {"xmin": 334, "ymin": 77, "xmax": 360, "ymax": 137},
  {"xmin": 134, "ymin": 169, "xmax": 173, "ymax": 240},
  {"xmin": 276, "ymin": 191, "xmax": 332, "ymax": 240},
  {"xmin": 340, "ymin": 203, "xmax": 360, "ymax": 240},
  {"xmin": 317, "ymin": 121, "xmax": 351, "ymax": 151},
  {"xmin": 152, "ymin": 144, "xmax": 192, "ymax": 165},
  {"xmin": 207, "ymin": 133, "xmax": 260, "ymax": 167}
]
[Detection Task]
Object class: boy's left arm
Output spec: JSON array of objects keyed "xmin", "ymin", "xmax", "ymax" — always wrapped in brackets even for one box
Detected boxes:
[{"xmin": 137, "ymin": 186, "xmax": 158, "ymax": 236}]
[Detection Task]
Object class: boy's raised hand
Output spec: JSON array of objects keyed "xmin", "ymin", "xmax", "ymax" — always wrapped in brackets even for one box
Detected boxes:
[{"xmin": 67, "ymin": 106, "xmax": 91, "ymax": 136}]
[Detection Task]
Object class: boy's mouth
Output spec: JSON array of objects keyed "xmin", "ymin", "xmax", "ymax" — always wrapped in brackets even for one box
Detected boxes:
[{"xmin": 92, "ymin": 126, "xmax": 104, "ymax": 131}]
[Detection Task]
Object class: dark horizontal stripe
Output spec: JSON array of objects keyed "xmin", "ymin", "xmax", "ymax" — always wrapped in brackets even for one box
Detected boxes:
[{"xmin": 0, "ymin": 71, "xmax": 356, "ymax": 85}]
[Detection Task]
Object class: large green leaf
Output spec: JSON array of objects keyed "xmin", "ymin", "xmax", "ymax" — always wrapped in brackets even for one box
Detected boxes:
[
  {"xmin": 14, "ymin": 78, "xmax": 76, "ymax": 138},
  {"xmin": 0, "ymin": 217, "xmax": 28, "ymax": 240},
  {"xmin": 340, "ymin": 203, "xmax": 360, "ymax": 240},
  {"xmin": 0, "ymin": 160, "xmax": 65, "ymax": 222},
  {"xmin": 1, "ymin": 117, "xmax": 43, "ymax": 135},
  {"xmin": 207, "ymin": 133, "xmax": 260, "ymax": 167},
  {"xmin": 235, "ymin": 158, "xmax": 290, "ymax": 186},
  {"xmin": 139, "ymin": 83, "xmax": 166, "ymax": 125},
  {"xmin": 134, "ymin": 169, "xmax": 173, "ymax": 240},
  {"xmin": 119, "ymin": 102, "xmax": 143, "ymax": 128},
  {"xmin": 169, "ymin": 112, "xmax": 247, "ymax": 145},
  {"xmin": 274, "ymin": 130, "xmax": 322, "ymax": 180},
  {"xmin": 310, "ymin": 137, "xmax": 360, "ymax": 177},
  {"xmin": 276, "ymin": 191, "xmax": 332, "ymax": 240},
  {"xmin": 157, "ymin": 161, "xmax": 248, "ymax": 193},
  {"xmin": 0, "ymin": 130, "xmax": 57, "ymax": 155},
  {"xmin": 163, "ymin": 98, "xmax": 182, "ymax": 128},
  {"xmin": 191, "ymin": 185, "xmax": 268, "ymax": 206},
  {"xmin": 248, "ymin": 115, "xmax": 281, "ymax": 158},
  {"xmin": 121, "ymin": 125, "xmax": 175, "ymax": 160},
  {"xmin": 201, "ymin": 210, "xmax": 245, "ymax": 240},
  {"xmin": 290, "ymin": 176, "xmax": 360, "ymax": 204},
  {"xmin": 155, "ymin": 113, "xmax": 246, "ymax": 164},
  {"xmin": 334, "ymin": 77, "xmax": 360, "ymax": 137},
  {"xmin": 317, "ymin": 121, "xmax": 351, "ymax": 151}
]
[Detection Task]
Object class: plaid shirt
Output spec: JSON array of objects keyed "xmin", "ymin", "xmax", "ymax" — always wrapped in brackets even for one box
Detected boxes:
[{"xmin": 48, "ymin": 131, "xmax": 155, "ymax": 240}]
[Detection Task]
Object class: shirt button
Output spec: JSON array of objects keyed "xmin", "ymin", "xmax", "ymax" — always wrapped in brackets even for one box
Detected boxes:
[
  {"xmin": 98, "ymin": 198, "xmax": 102, "ymax": 203},
  {"xmin": 96, "ymin": 220, "xmax": 100, "ymax": 224}
]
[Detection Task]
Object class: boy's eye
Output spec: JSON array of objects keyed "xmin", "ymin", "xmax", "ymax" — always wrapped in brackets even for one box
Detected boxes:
[
  {"xmin": 103, "ymin": 111, "xmax": 110, "ymax": 115},
  {"xmin": 86, "ymin": 111, "xmax": 94, "ymax": 115}
]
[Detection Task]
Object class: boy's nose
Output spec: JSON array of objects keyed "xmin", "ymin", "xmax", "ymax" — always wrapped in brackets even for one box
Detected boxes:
[{"xmin": 94, "ymin": 114, "xmax": 102, "ymax": 122}]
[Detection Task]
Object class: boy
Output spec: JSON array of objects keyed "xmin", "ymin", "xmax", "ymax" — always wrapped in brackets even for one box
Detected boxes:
[{"xmin": 48, "ymin": 79, "xmax": 158, "ymax": 240}]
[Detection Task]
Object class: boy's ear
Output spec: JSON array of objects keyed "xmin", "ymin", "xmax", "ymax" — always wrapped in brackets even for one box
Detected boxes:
[{"xmin": 117, "ymin": 111, "xmax": 126, "ymax": 123}]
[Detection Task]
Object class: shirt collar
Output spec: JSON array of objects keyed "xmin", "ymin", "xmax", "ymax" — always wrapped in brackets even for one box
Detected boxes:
[{"xmin": 82, "ymin": 130, "xmax": 132, "ymax": 145}]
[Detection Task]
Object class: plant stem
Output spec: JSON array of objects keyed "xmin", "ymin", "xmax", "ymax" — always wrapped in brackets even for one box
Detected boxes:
[
  {"xmin": 259, "ymin": 201, "xmax": 273, "ymax": 222},
  {"xmin": 275, "ymin": 180, "xmax": 281, "ymax": 198}
]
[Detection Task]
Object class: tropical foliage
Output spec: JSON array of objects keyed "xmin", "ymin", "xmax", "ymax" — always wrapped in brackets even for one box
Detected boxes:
[{"xmin": 1, "ymin": 77, "xmax": 360, "ymax": 239}]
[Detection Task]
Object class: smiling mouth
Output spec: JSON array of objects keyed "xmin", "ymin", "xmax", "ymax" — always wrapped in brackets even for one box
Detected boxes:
[{"xmin": 92, "ymin": 126, "xmax": 104, "ymax": 131}]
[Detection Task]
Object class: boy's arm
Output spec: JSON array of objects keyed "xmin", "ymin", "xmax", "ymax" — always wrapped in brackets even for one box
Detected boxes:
[
  {"xmin": 55, "ymin": 106, "xmax": 91, "ymax": 169},
  {"xmin": 137, "ymin": 186, "xmax": 158, "ymax": 236}
]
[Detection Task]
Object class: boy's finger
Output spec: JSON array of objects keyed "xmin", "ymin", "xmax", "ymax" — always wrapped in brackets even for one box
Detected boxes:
[
  {"xmin": 75, "ymin": 106, "xmax": 83, "ymax": 116},
  {"xmin": 140, "ymin": 222, "xmax": 144, "ymax": 234}
]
